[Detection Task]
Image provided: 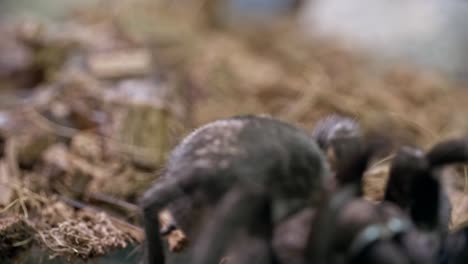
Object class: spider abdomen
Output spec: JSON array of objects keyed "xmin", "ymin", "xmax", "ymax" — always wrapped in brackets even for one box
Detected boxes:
[{"xmin": 161, "ymin": 115, "xmax": 330, "ymax": 234}]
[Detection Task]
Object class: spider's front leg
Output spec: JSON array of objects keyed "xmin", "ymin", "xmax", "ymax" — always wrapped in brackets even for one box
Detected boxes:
[
  {"xmin": 192, "ymin": 184, "xmax": 274, "ymax": 264},
  {"xmin": 139, "ymin": 176, "xmax": 196, "ymax": 264}
]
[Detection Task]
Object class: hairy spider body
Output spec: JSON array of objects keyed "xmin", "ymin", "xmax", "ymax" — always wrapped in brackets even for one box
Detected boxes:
[{"xmin": 139, "ymin": 115, "xmax": 330, "ymax": 264}]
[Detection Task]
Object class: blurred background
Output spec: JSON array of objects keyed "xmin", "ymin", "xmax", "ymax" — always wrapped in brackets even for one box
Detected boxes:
[
  {"xmin": 1, "ymin": 0, "xmax": 468, "ymax": 263},
  {"xmin": 3, "ymin": 0, "xmax": 468, "ymax": 80}
]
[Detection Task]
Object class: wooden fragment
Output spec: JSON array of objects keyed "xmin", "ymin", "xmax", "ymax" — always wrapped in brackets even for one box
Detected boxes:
[
  {"xmin": 116, "ymin": 103, "xmax": 170, "ymax": 170},
  {"xmin": 87, "ymin": 49, "xmax": 152, "ymax": 79},
  {"xmin": 159, "ymin": 210, "xmax": 189, "ymax": 252},
  {"xmin": 167, "ymin": 229, "xmax": 189, "ymax": 253}
]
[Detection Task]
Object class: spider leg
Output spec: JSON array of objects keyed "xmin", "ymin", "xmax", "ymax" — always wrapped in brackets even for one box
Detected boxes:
[
  {"xmin": 383, "ymin": 147, "xmax": 427, "ymax": 210},
  {"xmin": 228, "ymin": 234, "xmax": 277, "ymax": 264},
  {"xmin": 304, "ymin": 185, "xmax": 357, "ymax": 264},
  {"xmin": 384, "ymin": 145, "xmax": 453, "ymax": 232},
  {"xmin": 139, "ymin": 175, "xmax": 199, "ymax": 264},
  {"xmin": 427, "ymin": 138, "xmax": 468, "ymax": 167},
  {"xmin": 192, "ymin": 184, "xmax": 273, "ymax": 264},
  {"xmin": 305, "ymin": 136, "xmax": 377, "ymax": 263}
]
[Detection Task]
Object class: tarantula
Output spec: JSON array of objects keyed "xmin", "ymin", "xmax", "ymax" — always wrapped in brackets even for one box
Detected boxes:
[{"xmin": 139, "ymin": 115, "xmax": 331, "ymax": 264}]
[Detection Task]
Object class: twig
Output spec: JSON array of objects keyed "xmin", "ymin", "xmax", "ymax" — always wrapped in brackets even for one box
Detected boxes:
[
  {"xmin": 0, "ymin": 199, "xmax": 19, "ymax": 213},
  {"xmin": 368, "ymin": 154, "xmax": 395, "ymax": 170},
  {"xmin": 4, "ymin": 138, "xmax": 31, "ymax": 218},
  {"xmin": 87, "ymin": 192, "xmax": 140, "ymax": 214}
]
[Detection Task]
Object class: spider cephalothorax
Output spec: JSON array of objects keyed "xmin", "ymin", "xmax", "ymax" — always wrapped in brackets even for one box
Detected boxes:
[
  {"xmin": 139, "ymin": 115, "xmax": 330, "ymax": 264},
  {"xmin": 312, "ymin": 114, "xmax": 362, "ymax": 152},
  {"xmin": 312, "ymin": 115, "xmax": 362, "ymax": 173}
]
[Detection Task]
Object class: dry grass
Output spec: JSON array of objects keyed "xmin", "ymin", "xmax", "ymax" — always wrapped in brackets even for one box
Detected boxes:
[{"xmin": 36, "ymin": 211, "xmax": 135, "ymax": 259}]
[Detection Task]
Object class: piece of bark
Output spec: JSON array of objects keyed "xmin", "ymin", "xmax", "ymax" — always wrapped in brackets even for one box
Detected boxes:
[
  {"xmin": 167, "ymin": 229, "xmax": 189, "ymax": 253},
  {"xmin": 87, "ymin": 49, "xmax": 152, "ymax": 79},
  {"xmin": 158, "ymin": 210, "xmax": 189, "ymax": 253},
  {"xmin": 158, "ymin": 210, "xmax": 190, "ymax": 253},
  {"xmin": 116, "ymin": 104, "xmax": 170, "ymax": 170},
  {"xmin": 104, "ymin": 77, "xmax": 177, "ymax": 170}
]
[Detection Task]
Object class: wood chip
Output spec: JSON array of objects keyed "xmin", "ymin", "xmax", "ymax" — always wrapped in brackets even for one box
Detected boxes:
[{"xmin": 87, "ymin": 49, "xmax": 152, "ymax": 79}]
